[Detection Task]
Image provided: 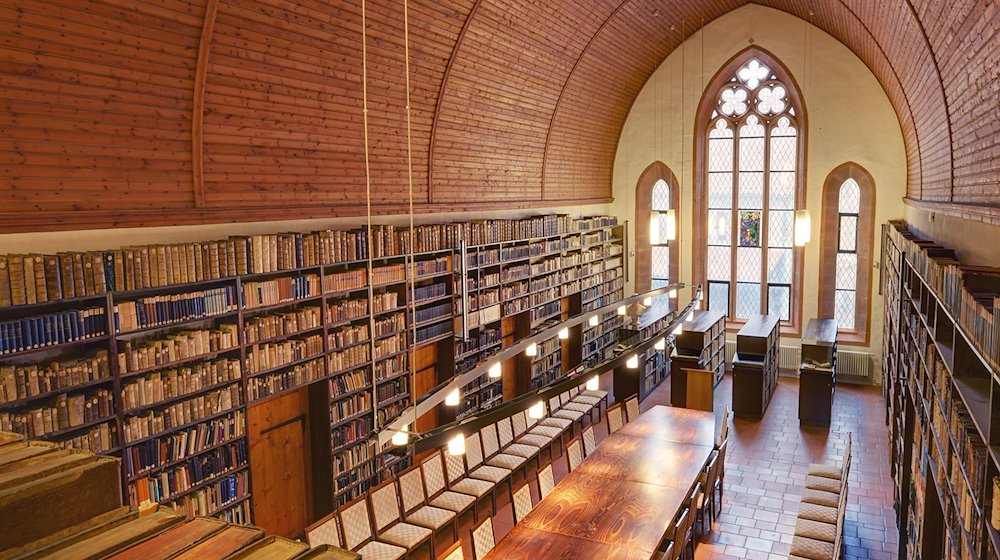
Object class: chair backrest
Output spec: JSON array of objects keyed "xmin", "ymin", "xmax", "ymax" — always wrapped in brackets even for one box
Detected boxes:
[
  {"xmin": 688, "ymin": 481, "xmax": 702, "ymax": 508},
  {"xmin": 717, "ymin": 406, "xmax": 730, "ymax": 447},
  {"xmin": 559, "ymin": 391, "xmax": 572, "ymax": 406},
  {"xmin": 702, "ymin": 452, "xmax": 720, "ymax": 492},
  {"xmin": 470, "ymin": 517, "xmax": 495, "ymax": 560},
  {"xmin": 566, "ymin": 437, "xmax": 584, "ymax": 471},
  {"xmin": 465, "ymin": 432, "xmax": 485, "ymax": 468},
  {"xmin": 397, "ymin": 465, "xmax": 427, "ymax": 515},
  {"xmin": 444, "ymin": 450, "xmax": 467, "ymax": 485},
  {"xmin": 582, "ymin": 425, "xmax": 597, "ymax": 456},
  {"xmin": 421, "ymin": 450, "xmax": 448, "ymax": 498},
  {"xmin": 511, "ymin": 411, "xmax": 528, "ymax": 437},
  {"xmin": 496, "ymin": 417, "xmax": 515, "ymax": 447},
  {"xmin": 437, "ymin": 541, "xmax": 464, "ymax": 560},
  {"xmin": 338, "ymin": 496, "xmax": 374, "ymax": 551},
  {"xmin": 538, "ymin": 463, "xmax": 555, "ymax": 500},
  {"xmin": 305, "ymin": 511, "xmax": 344, "ymax": 548},
  {"xmin": 717, "ymin": 437, "xmax": 728, "ymax": 474},
  {"xmin": 548, "ymin": 395, "xmax": 561, "ymax": 413},
  {"xmin": 480, "ymin": 424, "xmax": 501, "ymax": 457},
  {"xmin": 511, "ymin": 481, "xmax": 534, "ymax": 523},
  {"xmin": 606, "ymin": 403, "xmax": 625, "ymax": 434},
  {"xmin": 625, "ymin": 396, "xmax": 640, "ymax": 422},
  {"xmin": 662, "ymin": 541, "xmax": 675, "ymax": 560},
  {"xmin": 369, "ymin": 479, "xmax": 402, "ymax": 533}
]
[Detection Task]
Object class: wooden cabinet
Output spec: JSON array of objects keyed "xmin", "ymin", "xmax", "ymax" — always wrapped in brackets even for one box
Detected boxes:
[
  {"xmin": 798, "ymin": 318, "xmax": 837, "ymax": 426},
  {"xmin": 670, "ymin": 310, "xmax": 725, "ymax": 408},
  {"xmin": 731, "ymin": 314, "xmax": 780, "ymax": 418},
  {"xmin": 612, "ymin": 302, "xmax": 673, "ymax": 401}
]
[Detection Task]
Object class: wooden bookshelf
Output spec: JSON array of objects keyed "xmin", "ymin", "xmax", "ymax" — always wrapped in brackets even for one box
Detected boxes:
[
  {"xmin": 0, "ymin": 212, "xmax": 623, "ymax": 533},
  {"xmin": 731, "ymin": 314, "xmax": 780, "ymax": 418},
  {"xmin": 883, "ymin": 220, "xmax": 1000, "ymax": 560},
  {"xmin": 797, "ymin": 318, "xmax": 837, "ymax": 426},
  {"xmin": 670, "ymin": 310, "xmax": 726, "ymax": 408},
  {"xmin": 610, "ymin": 302, "xmax": 674, "ymax": 401}
]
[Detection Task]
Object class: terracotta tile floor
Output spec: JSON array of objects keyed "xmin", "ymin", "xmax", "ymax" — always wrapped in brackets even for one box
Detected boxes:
[{"xmin": 430, "ymin": 372, "xmax": 897, "ymax": 560}]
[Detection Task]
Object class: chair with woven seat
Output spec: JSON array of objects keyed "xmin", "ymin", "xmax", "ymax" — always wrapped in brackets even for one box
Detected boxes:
[
  {"xmin": 624, "ymin": 395, "xmax": 640, "ymax": 422},
  {"xmin": 509, "ymin": 480, "xmax": 534, "ymax": 524},
  {"xmin": 437, "ymin": 541, "xmax": 463, "ymax": 560},
  {"xmin": 496, "ymin": 416, "xmax": 540, "ymax": 470},
  {"xmin": 338, "ymin": 495, "xmax": 408, "ymax": 560},
  {"xmin": 538, "ymin": 395, "xmax": 576, "ymax": 437},
  {"xmin": 396, "ymin": 465, "xmax": 459, "ymax": 541},
  {"xmin": 444, "ymin": 449, "xmax": 496, "ymax": 516},
  {"xmin": 512, "ymin": 410, "xmax": 556, "ymax": 461},
  {"xmin": 606, "ymin": 402, "xmax": 625, "ymax": 434},
  {"xmin": 559, "ymin": 390, "xmax": 595, "ymax": 424},
  {"xmin": 421, "ymin": 450, "xmax": 477, "ymax": 523},
  {"xmin": 464, "ymin": 431, "xmax": 513, "ymax": 499},
  {"xmin": 529, "ymin": 401, "xmax": 568, "ymax": 448},
  {"xmin": 481, "ymin": 423, "xmax": 528, "ymax": 477},
  {"xmin": 581, "ymin": 424, "xmax": 597, "ymax": 456},
  {"xmin": 571, "ymin": 384, "xmax": 604, "ymax": 420},
  {"xmin": 306, "ymin": 510, "xmax": 345, "ymax": 549},
  {"xmin": 565, "ymin": 437, "xmax": 584, "ymax": 471},
  {"xmin": 369, "ymin": 478, "xmax": 434, "ymax": 558},
  {"xmin": 579, "ymin": 378, "xmax": 609, "ymax": 409},
  {"xmin": 537, "ymin": 462, "xmax": 555, "ymax": 499},
  {"xmin": 469, "ymin": 516, "xmax": 496, "ymax": 560}
]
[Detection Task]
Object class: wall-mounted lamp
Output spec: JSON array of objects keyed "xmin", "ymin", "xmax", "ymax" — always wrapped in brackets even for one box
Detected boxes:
[
  {"xmin": 794, "ymin": 209, "xmax": 812, "ymax": 247},
  {"xmin": 642, "ymin": 297, "xmax": 652, "ymax": 307},
  {"xmin": 654, "ymin": 338, "xmax": 666, "ymax": 351},
  {"xmin": 525, "ymin": 342, "xmax": 538, "ymax": 357},
  {"xmin": 586, "ymin": 375, "xmax": 599, "ymax": 391},
  {"xmin": 528, "ymin": 401, "xmax": 545, "ymax": 419},
  {"xmin": 488, "ymin": 362, "xmax": 502, "ymax": 378},
  {"xmin": 448, "ymin": 433, "xmax": 465, "ymax": 455},
  {"xmin": 668, "ymin": 288, "xmax": 678, "ymax": 299},
  {"xmin": 686, "ymin": 310, "xmax": 695, "ymax": 322},
  {"xmin": 445, "ymin": 388, "xmax": 460, "ymax": 406},
  {"xmin": 673, "ymin": 323, "xmax": 684, "ymax": 335},
  {"xmin": 391, "ymin": 425, "xmax": 409, "ymax": 446},
  {"xmin": 589, "ymin": 315, "xmax": 599, "ymax": 327},
  {"xmin": 626, "ymin": 354, "xmax": 639, "ymax": 369},
  {"xmin": 617, "ymin": 305, "xmax": 627, "ymax": 316},
  {"xmin": 558, "ymin": 327, "xmax": 569, "ymax": 340}
]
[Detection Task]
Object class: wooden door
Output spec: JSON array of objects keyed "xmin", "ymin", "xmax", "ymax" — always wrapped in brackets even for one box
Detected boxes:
[{"xmin": 248, "ymin": 388, "xmax": 311, "ymax": 538}]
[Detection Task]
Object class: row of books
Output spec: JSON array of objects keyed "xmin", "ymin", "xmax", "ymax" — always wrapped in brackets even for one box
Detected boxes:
[
  {"xmin": 246, "ymin": 334, "xmax": 323, "ymax": 374},
  {"xmin": 0, "ymin": 388, "xmax": 113, "ymax": 438},
  {"xmin": 121, "ymin": 358, "xmax": 242, "ymax": 411},
  {"xmin": 331, "ymin": 392, "xmax": 372, "ymax": 423},
  {"xmin": 128, "ymin": 440, "xmax": 248, "ymax": 505},
  {"xmin": 324, "ymin": 269, "xmax": 366, "ymax": 294},
  {"xmin": 0, "ymin": 215, "xmax": 617, "ymax": 308},
  {"xmin": 327, "ymin": 298, "xmax": 368, "ymax": 324},
  {"xmin": 414, "ymin": 302, "xmax": 451, "ymax": 324},
  {"xmin": 242, "ymin": 275, "xmax": 320, "ymax": 309},
  {"xmin": 113, "ymin": 287, "xmax": 237, "ymax": 333},
  {"xmin": 455, "ymin": 328, "xmax": 501, "ymax": 357},
  {"xmin": 331, "ymin": 368, "xmax": 370, "ymax": 397},
  {"xmin": 371, "ymin": 291, "xmax": 399, "ymax": 313},
  {"xmin": 122, "ymin": 385, "xmax": 241, "ymax": 443},
  {"xmin": 117, "ymin": 324, "xmax": 239, "ymax": 374},
  {"xmin": 373, "ymin": 354, "xmax": 407, "ymax": 381},
  {"xmin": 328, "ymin": 324, "xmax": 369, "ymax": 349},
  {"xmin": 124, "ymin": 409, "xmax": 245, "ymax": 477},
  {"xmin": 334, "ymin": 439, "xmax": 374, "ymax": 477},
  {"xmin": 0, "ymin": 308, "xmax": 106, "ymax": 355},
  {"xmin": 244, "ymin": 306, "xmax": 321, "ymax": 344},
  {"xmin": 373, "ymin": 313, "xmax": 405, "ymax": 337},
  {"xmin": 373, "ymin": 332, "xmax": 407, "ymax": 359},
  {"xmin": 416, "ymin": 322, "xmax": 451, "ymax": 343},
  {"xmin": 163, "ymin": 471, "xmax": 249, "ymax": 516},
  {"xmin": 329, "ymin": 343, "xmax": 371, "ymax": 373},
  {"xmin": 248, "ymin": 357, "xmax": 325, "ymax": 401},
  {"xmin": 59, "ymin": 421, "xmax": 118, "ymax": 454},
  {"xmin": 332, "ymin": 417, "xmax": 372, "ymax": 448},
  {"xmin": 376, "ymin": 377, "xmax": 408, "ymax": 404},
  {"xmin": 376, "ymin": 399, "xmax": 409, "ymax": 426},
  {"xmin": 0, "ymin": 350, "xmax": 110, "ymax": 404}
]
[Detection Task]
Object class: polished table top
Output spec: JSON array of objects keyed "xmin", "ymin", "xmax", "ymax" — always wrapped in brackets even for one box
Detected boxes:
[{"xmin": 484, "ymin": 406, "xmax": 716, "ymax": 560}]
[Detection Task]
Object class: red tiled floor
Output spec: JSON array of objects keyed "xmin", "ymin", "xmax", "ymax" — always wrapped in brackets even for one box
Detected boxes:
[{"xmin": 422, "ymin": 371, "xmax": 897, "ymax": 559}]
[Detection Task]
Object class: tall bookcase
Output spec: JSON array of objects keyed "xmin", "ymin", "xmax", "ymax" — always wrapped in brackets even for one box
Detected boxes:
[
  {"xmin": 670, "ymin": 310, "xmax": 726, "ymax": 408},
  {"xmin": 731, "ymin": 314, "xmax": 780, "ymax": 418},
  {"xmin": 0, "ymin": 212, "xmax": 624, "ymax": 528},
  {"xmin": 883, "ymin": 221, "xmax": 1000, "ymax": 560}
]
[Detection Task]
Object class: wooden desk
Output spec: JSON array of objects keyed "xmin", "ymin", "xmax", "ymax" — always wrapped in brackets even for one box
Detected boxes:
[{"xmin": 485, "ymin": 407, "xmax": 715, "ymax": 560}]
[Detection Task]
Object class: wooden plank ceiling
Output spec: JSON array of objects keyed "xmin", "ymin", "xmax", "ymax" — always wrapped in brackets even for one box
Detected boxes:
[{"xmin": 0, "ymin": 0, "xmax": 996, "ymax": 233}]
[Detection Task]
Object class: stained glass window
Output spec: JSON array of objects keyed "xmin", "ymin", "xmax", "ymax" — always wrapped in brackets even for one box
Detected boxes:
[
  {"xmin": 701, "ymin": 55, "xmax": 802, "ymax": 322},
  {"xmin": 834, "ymin": 178, "xmax": 861, "ymax": 330}
]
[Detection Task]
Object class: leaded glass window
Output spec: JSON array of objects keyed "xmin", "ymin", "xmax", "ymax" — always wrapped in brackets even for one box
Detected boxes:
[
  {"xmin": 702, "ymin": 55, "xmax": 802, "ymax": 322},
  {"xmin": 834, "ymin": 179, "xmax": 860, "ymax": 330},
  {"xmin": 651, "ymin": 179, "xmax": 671, "ymax": 289}
]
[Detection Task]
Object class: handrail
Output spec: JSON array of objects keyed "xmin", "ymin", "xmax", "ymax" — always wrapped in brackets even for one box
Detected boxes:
[{"xmin": 377, "ymin": 283, "xmax": 700, "ymax": 446}]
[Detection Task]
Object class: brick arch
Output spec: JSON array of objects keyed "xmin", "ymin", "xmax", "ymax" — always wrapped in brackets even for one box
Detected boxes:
[
  {"xmin": 818, "ymin": 162, "xmax": 877, "ymax": 345},
  {"xmin": 634, "ymin": 161, "xmax": 680, "ymax": 293}
]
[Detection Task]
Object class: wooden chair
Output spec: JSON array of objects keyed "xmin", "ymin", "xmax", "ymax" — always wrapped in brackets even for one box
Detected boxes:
[
  {"xmin": 421, "ymin": 450, "xmax": 477, "ymax": 523},
  {"xmin": 337, "ymin": 495, "xmax": 407, "ymax": 560},
  {"xmin": 528, "ymin": 401, "xmax": 567, "ymax": 451},
  {"xmin": 565, "ymin": 437, "xmax": 584, "ymax": 472},
  {"xmin": 437, "ymin": 541, "xmax": 463, "ymax": 560},
  {"xmin": 396, "ymin": 465, "xmax": 459, "ymax": 541},
  {"xmin": 469, "ymin": 516, "xmax": 496, "ymax": 560},
  {"xmin": 570, "ymin": 383, "xmax": 604, "ymax": 420},
  {"xmin": 369, "ymin": 478, "xmax": 434, "ymax": 558},
  {"xmin": 714, "ymin": 437, "xmax": 728, "ymax": 504},
  {"xmin": 579, "ymin": 378, "xmax": 609, "ymax": 410},
  {"xmin": 659, "ymin": 541, "xmax": 675, "ymax": 560},
  {"xmin": 537, "ymin": 462, "xmax": 555, "ymax": 500},
  {"xmin": 624, "ymin": 395, "xmax": 640, "ymax": 422},
  {"xmin": 581, "ymin": 424, "xmax": 597, "ymax": 456},
  {"xmin": 559, "ymin": 390, "xmax": 595, "ymax": 424},
  {"xmin": 695, "ymin": 452, "xmax": 721, "ymax": 531},
  {"xmin": 464, "ymin": 432, "xmax": 513, "ymax": 499},
  {"xmin": 674, "ymin": 505, "xmax": 695, "ymax": 560},
  {"xmin": 495, "ymin": 416, "xmax": 540, "ymax": 471},
  {"xmin": 509, "ymin": 480, "xmax": 534, "ymax": 524},
  {"xmin": 661, "ymin": 508, "xmax": 686, "ymax": 560},
  {"xmin": 606, "ymin": 402, "xmax": 625, "ymax": 434},
  {"xmin": 443, "ymin": 449, "xmax": 495, "ymax": 516},
  {"xmin": 538, "ymin": 395, "xmax": 575, "ymax": 437},
  {"xmin": 681, "ymin": 484, "xmax": 699, "ymax": 557},
  {"xmin": 512, "ymin": 410, "xmax": 555, "ymax": 461},
  {"xmin": 305, "ymin": 510, "xmax": 345, "ymax": 549},
  {"xmin": 480, "ymin": 424, "xmax": 527, "ymax": 478}
]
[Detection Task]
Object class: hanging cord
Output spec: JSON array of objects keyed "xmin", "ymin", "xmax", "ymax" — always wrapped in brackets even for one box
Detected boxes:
[
  {"xmin": 360, "ymin": 0, "xmax": 381, "ymax": 432},
  {"xmin": 403, "ymin": 0, "xmax": 419, "ymax": 432}
]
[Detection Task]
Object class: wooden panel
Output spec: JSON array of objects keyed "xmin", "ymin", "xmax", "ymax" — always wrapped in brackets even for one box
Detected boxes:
[{"xmin": 248, "ymin": 388, "xmax": 311, "ymax": 539}]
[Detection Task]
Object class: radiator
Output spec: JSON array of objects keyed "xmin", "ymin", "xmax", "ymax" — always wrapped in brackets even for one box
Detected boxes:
[{"xmin": 723, "ymin": 340, "xmax": 874, "ymax": 384}]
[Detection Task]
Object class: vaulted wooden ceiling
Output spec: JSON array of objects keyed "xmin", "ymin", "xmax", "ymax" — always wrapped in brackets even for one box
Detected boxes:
[{"xmin": 1, "ymin": 0, "xmax": 996, "ymax": 232}]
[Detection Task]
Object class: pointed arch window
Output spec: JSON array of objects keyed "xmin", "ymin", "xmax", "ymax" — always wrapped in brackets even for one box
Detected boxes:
[
  {"xmin": 696, "ymin": 49, "xmax": 806, "ymax": 329},
  {"xmin": 636, "ymin": 162, "xmax": 679, "ymax": 295},
  {"xmin": 820, "ymin": 163, "xmax": 875, "ymax": 343}
]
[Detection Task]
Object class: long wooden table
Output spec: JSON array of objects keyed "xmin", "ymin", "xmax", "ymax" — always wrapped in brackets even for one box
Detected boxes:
[{"xmin": 484, "ymin": 406, "xmax": 716, "ymax": 560}]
